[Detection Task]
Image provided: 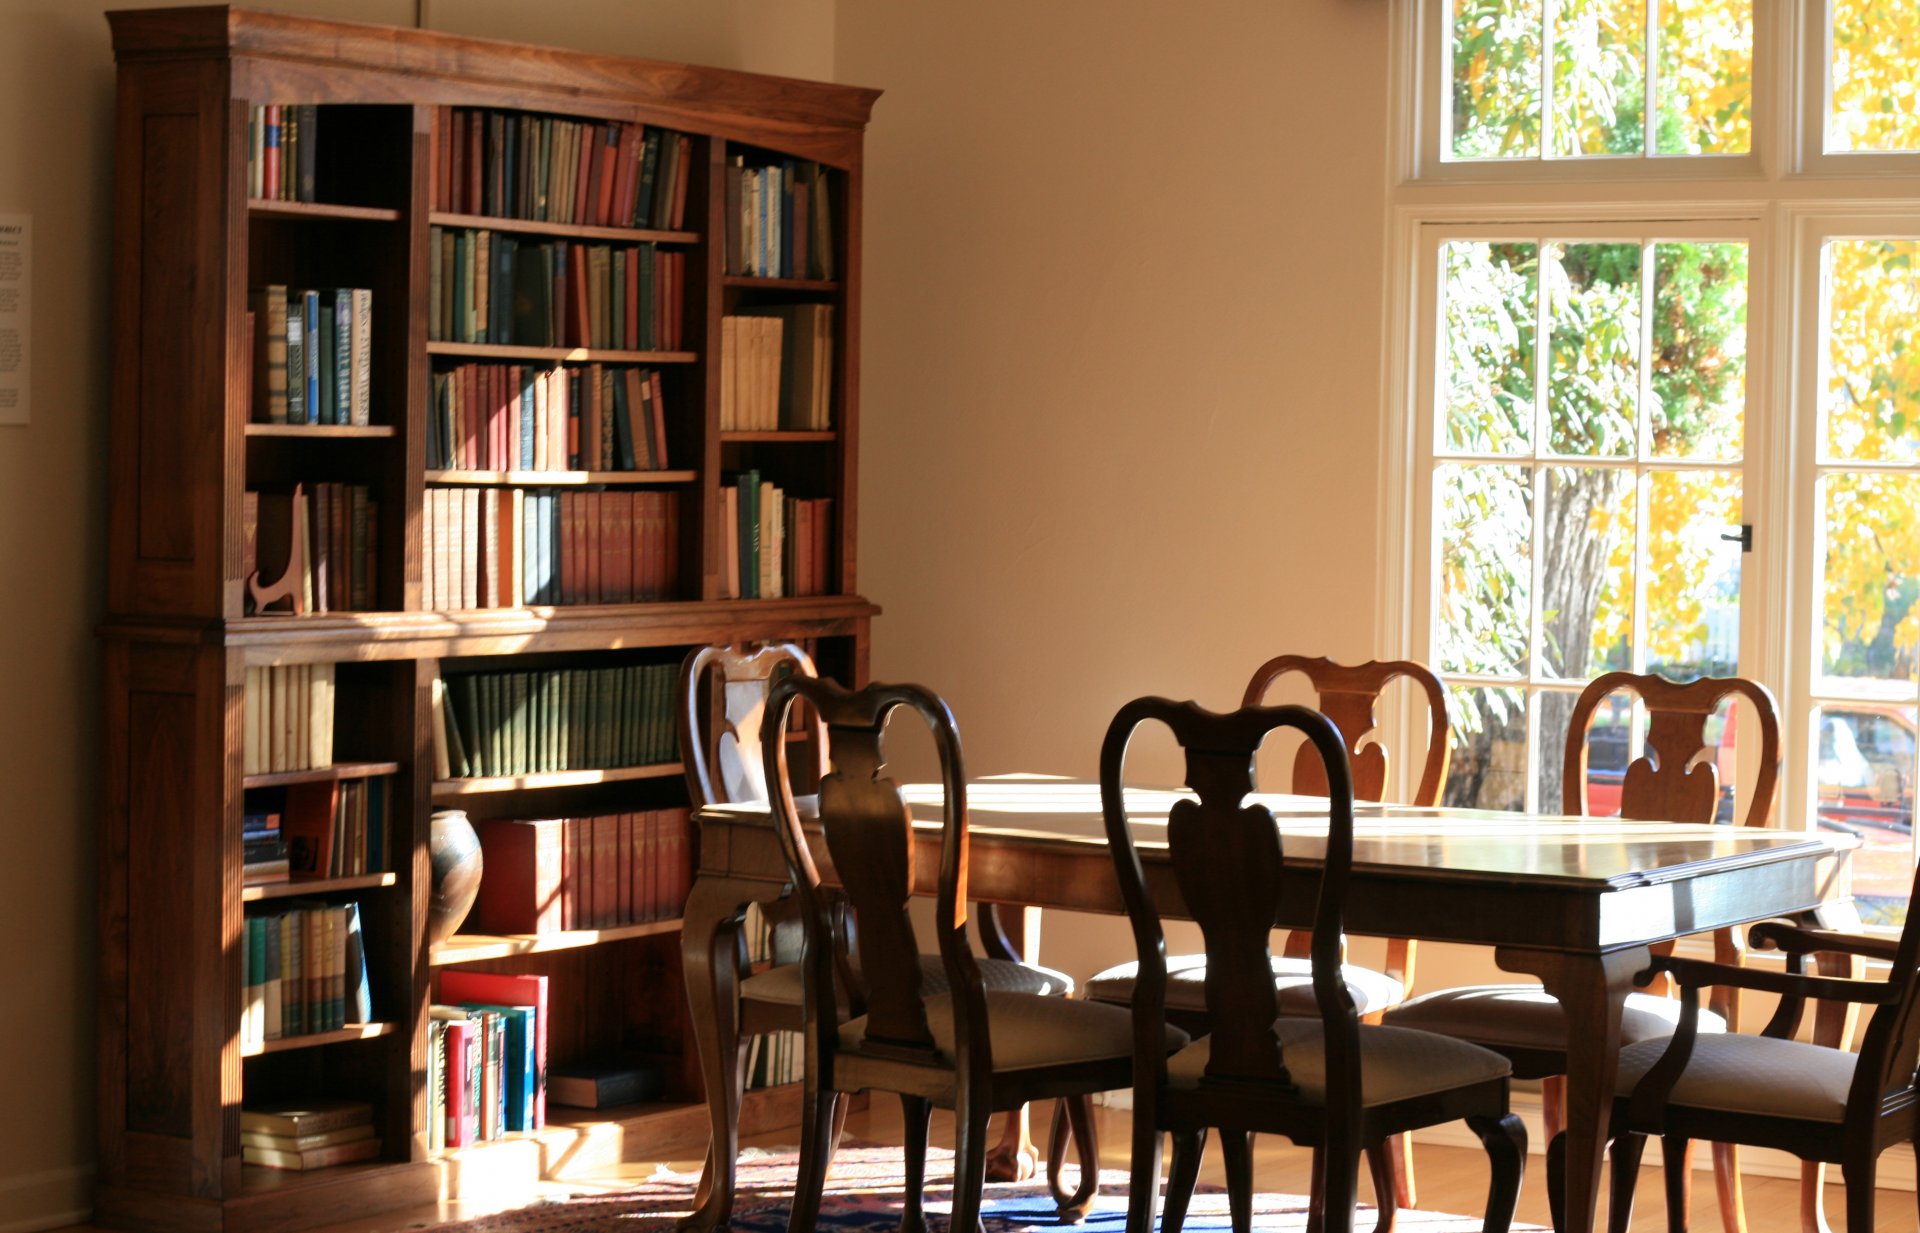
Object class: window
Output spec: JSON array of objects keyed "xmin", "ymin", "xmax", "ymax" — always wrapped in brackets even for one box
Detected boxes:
[{"xmin": 1390, "ymin": 0, "xmax": 1920, "ymax": 923}]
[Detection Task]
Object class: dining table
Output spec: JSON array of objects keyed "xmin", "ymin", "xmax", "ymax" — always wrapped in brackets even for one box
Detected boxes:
[{"xmin": 679, "ymin": 775, "xmax": 1856, "ymax": 1233}]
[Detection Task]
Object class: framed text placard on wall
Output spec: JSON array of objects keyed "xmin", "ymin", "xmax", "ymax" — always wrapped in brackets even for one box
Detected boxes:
[{"xmin": 0, "ymin": 214, "xmax": 28, "ymax": 425}]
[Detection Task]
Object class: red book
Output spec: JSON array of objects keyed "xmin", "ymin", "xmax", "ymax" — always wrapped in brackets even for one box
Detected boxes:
[
  {"xmin": 616, "ymin": 812, "xmax": 633, "ymax": 925},
  {"xmin": 556, "ymin": 491, "xmax": 576, "ymax": 605},
  {"xmin": 573, "ymin": 122, "xmax": 596, "ymax": 226},
  {"xmin": 604, "ymin": 491, "xmax": 633, "ymax": 603},
  {"xmin": 612, "ymin": 124, "xmax": 639, "ymax": 228},
  {"xmin": 582, "ymin": 490, "xmax": 602, "ymax": 604},
  {"xmin": 439, "ymin": 970, "xmax": 549, "ymax": 1130},
  {"xmin": 471, "ymin": 817, "xmax": 565, "ymax": 934},
  {"xmin": 564, "ymin": 816, "xmax": 585, "ymax": 930},
  {"xmin": 591, "ymin": 814, "xmax": 616, "ymax": 928},
  {"xmin": 814, "ymin": 497, "xmax": 832, "ymax": 594},
  {"xmin": 648, "ymin": 370, "xmax": 669, "ymax": 469},
  {"xmin": 565, "ymin": 244, "xmax": 590, "ymax": 349},
  {"xmin": 461, "ymin": 364, "xmax": 481, "ymax": 469},
  {"xmin": 624, "ymin": 249, "xmax": 640, "ymax": 352},
  {"xmin": 668, "ymin": 134, "xmax": 692, "ymax": 229},
  {"xmin": 652, "ymin": 809, "xmax": 671, "ymax": 921},
  {"xmin": 586, "ymin": 124, "xmax": 610, "ymax": 227},
  {"xmin": 444, "ymin": 1019, "xmax": 476, "ymax": 1147},
  {"xmin": 467, "ymin": 112, "xmax": 484, "ymax": 216},
  {"xmin": 583, "ymin": 365, "xmax": 604, "ymax": 473},
  {"xmin": 446, "ymin": 109, "xmax": 464, "ymax": 212},
  {"xmin": 635, "ymin": 810, "xmax": 657, "ymax": 920}
]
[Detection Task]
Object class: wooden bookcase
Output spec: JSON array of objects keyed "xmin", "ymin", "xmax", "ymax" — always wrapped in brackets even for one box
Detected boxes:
[{"xmin": 97, "ymin": 9, "xmax": 879, "ymax": 1231}]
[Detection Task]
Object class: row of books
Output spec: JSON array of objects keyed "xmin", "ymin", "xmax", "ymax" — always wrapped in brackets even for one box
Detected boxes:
[
  {"xmin": 720, "ymin": 306, "xmax": 834, "ymax": 432},
  {"xmin": 239, "ymin": 901, "xmax": 372, "ymax": 1047},
  {"xmin": 434, "ymin": 107, "xmax": 692, "ymax": 232},
  {"xmin": 428, "ymin": 363, "xmax": 672, "ymax": 473},
  {"xmin": 241, "ymin": 1100, "xmax": 378, "ymax": 1172},
  {"xmin": 722, "ymin": 474, "xmax": 833, "ymax": 599},
  {"xmin": 433, "ymin": 662, "xmax": 682, "ymax": 780},
  {"xmin": 249, "ymin": 285, "xmax": 374, "ymax": 426},
  {"xmin": 724, "ymin": 155, "xmax": 835, "ymax": 281},
  {"xmin": 428, "ymin": 229, "xmax": 687, "ymax": 352},
  {"xmin": 471, "ymin": 810, "xmax": 694, "ymax": 935},
  {"xmin": 421, "ymin": 488, "xmax": 681, "ymax": 610},
  {"xmin": 242, "ymin": 664, "xmax": 335, "ymax": 775},
  {"xmin": 247, "ymin": 103, "xmax": 318, "ymax": 203},
  {"xmin": 277, "ymin": 777, "xmax": 390, "ymax": 881},
  {"xmin": 427, "ymin": 971, "xmax": 550, "ymax": 1150},
  {"xmin": 244, "ymin": 484, "xmax": 380, "ymax": 615}
]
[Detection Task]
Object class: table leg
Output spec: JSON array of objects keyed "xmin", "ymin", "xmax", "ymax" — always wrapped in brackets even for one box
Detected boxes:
[
  {"xmin": 680, "ymin": 876, "xmax": 758, "ymax": 1233},
  {"xmin": 1496, "ymin": 945, "xmax": 1649, "ymax": 1233}
]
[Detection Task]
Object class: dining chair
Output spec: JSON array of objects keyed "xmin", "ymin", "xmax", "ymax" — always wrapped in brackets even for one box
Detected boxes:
[
  {"xmin": 681, "ymin": 643, "xmax": 1091, "ymax": 1216},
  {"xmin": 1381, "ymin": 671, "xmax": 1782, "ymax": 1233},
  {"xmin": 1600, "ymin": 893, "xmax": 1920, "ymax": 1233},
  {"xmin": 1070, "ymin": 655, "xmax": 1446, "ymax": 1228},
  {"xmin": 1103, "ymin": 694, "xmax": 1525, "ymax": 1233},
  {"xmin": 765, "ymin": 675, "xmax": 1184, "ymax": 1233}
]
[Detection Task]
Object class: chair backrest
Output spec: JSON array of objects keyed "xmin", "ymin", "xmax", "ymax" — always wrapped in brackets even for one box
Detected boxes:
[
  {"xmin": 1103, "ymin": 697, "xmax": 1357, "ymax": 1093},
  {"xmin": 764, "ymin": 675, "xmax": 983, "ymax": 1069},
  {"xmin": 680, "ymin": 641, "xmax": 825, "ymax": 806},
  {"xmin": 1242, "ymin": 655, "xmax": 1450, "ymax": 807},
  {"xmin": 1562, "ymin": 671, "xmax": 1780, "ymax": 826}
]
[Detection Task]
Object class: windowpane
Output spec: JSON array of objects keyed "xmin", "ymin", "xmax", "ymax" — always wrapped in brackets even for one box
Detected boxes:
[
  {"xmin": 1541, "ymin": 466, "xmax": 1634, "ymax": 678},
  {"xmin": 1569, "ymin": 687, "xmax": 1634, "ymax": 816},
  {"xmin": 1443, "ymin": 241, "xmax": 1537, "ymax": 453},
  {"xmin": 1653, "ymin": 0, "xmax": 1753, "ymax": 155},
  {"xmin": 1548, "ymin": 242, "xmax": 1640, "ymax": 456},
  {"xmin": 1814, "ymin": 703, "xmax": 1915, "ymax": 926},
  {"xmin": 1820, "ymin": 472, "xmax": 1920, "ymax": 687},
  {"xmin": 1830, "ymin": 0, "xmax": 1920, "ymax": 153},
  {"xmin": 1646, "ymin": 470, "xmax": 1743, "ymax": 678},
  {"xmin": 1551, "ymin": 0, "xmax": 1645, "ymax": 156},
  {"xmin": 1437, "ymin": 463, "xmax": 1533, "ymax": 675},
  {"xmin": 1444, "ymin": 685, "xmax": 1530, "ymax": 810},
  {"xmin": 1825, "ymin": 240, "xmax": 1920, "ymax": 463},
  {"xmin": 1651, "ymin": 242, "xmax": 1746, "ymax": 460},
  {"xmin": 1453, "ymin": 0, "xmax": 1544, "ymax": 159}
]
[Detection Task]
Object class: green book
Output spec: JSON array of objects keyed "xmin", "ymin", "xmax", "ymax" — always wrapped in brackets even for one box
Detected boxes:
[
  {"xmin": 566, "ymin": 668, "xmax": 586, "ymax": 771},
  {"xmin": 737, "ymin": 471, "xmax": 759, "ymax": 599}
]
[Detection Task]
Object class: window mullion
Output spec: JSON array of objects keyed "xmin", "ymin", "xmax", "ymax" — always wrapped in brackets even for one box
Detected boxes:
[
  {"xmin": 1645, "ymin": 0, "xmax": 1660, "ymax": 158},
  {"xmin": 1541, "ymin": 0, "xmax": 1559, "ymax": 160}
]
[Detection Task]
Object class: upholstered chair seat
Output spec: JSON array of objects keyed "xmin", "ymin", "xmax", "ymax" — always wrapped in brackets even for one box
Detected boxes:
[
  {"xmin": 839, "ymin": 991, "xmax": 1186, "ymax": 1073},
  {"xmin": 1167, "ymin": 1020, "xmax": 1511, "ymax": 1108},
  {"xmin": 742, "ymin": 955, "xmax": 1075, "ymax": 1006},
  {"xmin": 1385, "ymin": 984, "xmax": 1726, "ymax": 1051},
  {"xmin": 1613, "ymin": 1033, "xmax": 1854, "ymax": 1124},
  {"xmin": 1087, "ymin": 954, "xmax": 1405, "ymax": 1017}
]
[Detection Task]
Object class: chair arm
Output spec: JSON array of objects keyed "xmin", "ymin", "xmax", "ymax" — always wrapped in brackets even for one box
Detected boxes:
[
  {"xmin": 1748, "ymin": 920, "xmax": 1901, "ymax": 964},
  {"xmin": 1646, "ymin": 953, "xmax": 1896, "ymax": 1006}
]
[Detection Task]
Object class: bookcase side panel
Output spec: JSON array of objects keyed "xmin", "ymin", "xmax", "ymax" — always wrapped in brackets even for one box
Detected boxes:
[
  {"xmin": 833, "ymin": 163, "xmax": 862, "ymax": 597},
  {"xmin": 107, "ymin": 60, "xmax": 239, "ymax": 620}
]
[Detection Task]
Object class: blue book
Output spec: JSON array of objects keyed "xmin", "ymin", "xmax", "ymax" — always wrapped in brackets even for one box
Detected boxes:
[
  {"xmin": 520, "ymin": 369, "xmax": 535, "ymax": 469},
  {"xmin": 300, "ymin": 290, "xmax": 321, "ymax": 421},
  {"xmin": 317, "ymin": 297, "xmax": 338, "ymax": 425},
  {"xmin": 333, "ymin": 290, "xmax": 352, "ymax": 425}
]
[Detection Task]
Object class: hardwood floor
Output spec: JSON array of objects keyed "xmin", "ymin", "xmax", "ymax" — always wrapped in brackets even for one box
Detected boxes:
[{"xmin": 57, "ymin": 1101, "xmax": 1916, "ymax": 1233}]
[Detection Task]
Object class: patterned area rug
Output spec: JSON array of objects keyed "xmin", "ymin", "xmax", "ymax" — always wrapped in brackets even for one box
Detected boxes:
[{"xmin": 441, "ymin": 1143, "xmax": 1531, "ymax": 1232}]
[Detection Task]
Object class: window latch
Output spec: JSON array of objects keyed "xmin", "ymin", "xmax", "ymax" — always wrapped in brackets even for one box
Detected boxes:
[{"xmin": 1720, "ymin": 524, "xmax": 1753, "ymax": 553}]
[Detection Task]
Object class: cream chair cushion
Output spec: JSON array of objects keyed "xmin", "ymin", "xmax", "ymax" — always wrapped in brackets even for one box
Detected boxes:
[
  {"xmin": 1382, "ymin": 983, "xmax": 1725, "ymax": 1050},
  {"xmin": 1614, "ymin": 1034, "xmax": 1856, "ymax": 1124},
  {"xmin": 1167, "ymin": 1019, "xmax": 1510, "ymax": 1107},
  {"xmin": 741, "ymin": 955, "xmax": 1074, "ymax": 1007},
  {"xmin": 839, "ymin": 991, "xmax": 1188, "ymax": 1073},
  {"xmin": 1086, "ymin": 954, "xmax": 1407, "ymax": 1017}
]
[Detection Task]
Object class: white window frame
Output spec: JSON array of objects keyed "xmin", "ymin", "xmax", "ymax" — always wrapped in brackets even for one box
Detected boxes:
[{"xmin": 1382, "ymin": 0, "xmax": 1920, "ymax": 870}]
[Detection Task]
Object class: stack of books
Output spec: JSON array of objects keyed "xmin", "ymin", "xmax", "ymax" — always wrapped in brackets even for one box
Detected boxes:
[
  {"xmin": 241, "ymin": 1099, "xmax": 379, "ymax": 1171},
  {"xmin": 243, "ymin": 809, "xmax": 289, "ymax": 884}
]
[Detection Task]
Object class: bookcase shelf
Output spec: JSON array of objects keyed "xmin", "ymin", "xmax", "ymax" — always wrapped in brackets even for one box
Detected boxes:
[
  {"xmin": 425, "ymin": 469, "xmax": 698, "ymax": 486},
  {"xmin": 428, "ymin": 210, "xmax": 698, "ymax": 246},
  {"xmin": 241, "ymin": 1022, "xmax": 399, "ymax": 1058},
  {"xmin": 244, "ymin": 423, "xmax": 398, "ymax": 439},
  {"xmin": 431, "ymin": 763, "xmax": 683, "ymax": 799},
  {"xmin": 724, "ymin": 274, "xmax": 841, "ymax": 293},
  {"xmin": 427, "ymin": 341, "xmax": 698, "ymax": 365},
  {"xmin": 243, "ymin": 872, "xmax": 399, "ymax": 903},
  {"xmin": 250, "ymin": 199, "xmax": 402, "ymax": 223},
  {"xmin": 721, "ymin": 430, "xmax": 837, "ymax": 443},
  {"xmin": 102, "ymin": 10, "xmax": 877, "ymax": 1232},
  {"xmin": 431, "ymin": 917, "xmax": 682, "ymax": 966},
  {"xmin": 243, "ymin": 761, "xmax": 403, "ymax": 789}
]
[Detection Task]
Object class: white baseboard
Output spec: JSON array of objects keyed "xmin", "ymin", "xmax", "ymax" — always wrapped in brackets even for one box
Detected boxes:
[
  {"xmin": 0, "ymin": 1165, "xmax": 92, "ymax": 1233},
  {"xmin": 1099, "ymin": 1090, "xmax": 1914, "ymax": 1193}
]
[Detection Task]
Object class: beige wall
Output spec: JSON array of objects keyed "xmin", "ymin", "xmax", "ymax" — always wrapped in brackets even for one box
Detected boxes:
[
  {"xmin": 837, "ymin": 1, "xmax": 1396, "ymax": 981},
  {"xmin": 0, "ymin": 3, "xmax": 827, "ymax": 1228}
]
